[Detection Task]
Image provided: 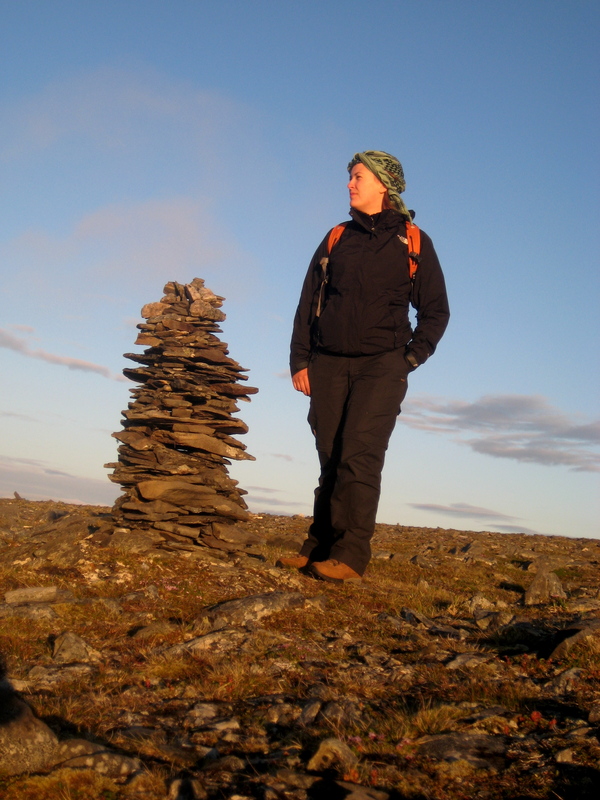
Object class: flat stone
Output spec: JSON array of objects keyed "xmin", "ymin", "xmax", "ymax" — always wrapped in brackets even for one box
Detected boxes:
[
  {"xmin": 468, "ymin": 593, "xmax": 496, "ymax": 614},
  {"xmin": 164, "ymin": 629, "xmax": 249, "ymax": 657},
  {"xmin": 184, "ymin": 702, "xmax": 222, "ymax": 728},
  {"xmin": 307, "ymin": 737, "xmax": 358, "ymax": 773},
  {"xmin": 153, "ymin": 520, "xmax": 203, "ymax": 540},
  {"xmin": 297, "ymin": 698, "xmax": 322, "ymax": 727},
  {"xmin": 460, "ymin": 542, "xmax": 495, "ymax": 565},
  {"xmin": 376, "ymin": 612, "xmax": 404, "ymax": 630},
  {"xmin": 0, "ymin": 602, "xmax": 58, "ymax": 620},
  {"xmin": 56, "ymin": 744, "xmax": 142, "ymax": 778},
  {"xmin": 0, "ymin": 695, "xmax": 58, "ymax": 775},
  {"xmin": 320, "ymin": 699, "xmax": 361, "ymax": 727},
  {"xmin": 112, "ymin": 431, "xmax": 154, "ymax": 450},
  {"xmin": 189, "ymin": 299, "xmax": 225, "ymax": 319},
  {"xmin": 567, "ymin": 726, "xmax": 592, "ymax": 738},
  {"xmin": 28, "ymin": 663, "xmax": 95, "ymax": 687},
  {"xmin": 211, "ymin": 522, "xmax": 264, "ymax": 545},
  {"xmin": 52, "ymin": 738, "xmax": 108, "ymax": 762},
  {"xmin": 141, "ymin": 301, "xmax": 169, "ymax": 318},
  {"xmin": 524, "ymin": 569, "xmax": 567, "ymax": 605},
  {"xmin": 162, "ymin": 431, "xmax": 252, "ymax": 460},
  {"xmin": 266, "ymin": 703, "xmax": 301, "ymax": 725},
  {"xmin": 474, "ymin": 610, "xmax": 514, "ymax": 631},
  {"xmin": 401, "ymin": 607, "xmax": 435, "ymax": 627},
  {"xmin": 5, "ymin": 586, "xmax": 75, "ymax": 605},
  {"xmin": 416, "ymin": 732, "xmax": 507, "ymax": 769},
  {"xmin": 446, "ymin": 653, "xmax": 492, "ymax": 670},
  {"xmin": 137, "ymin": 479, "xmax": 216, "ymax": 502},
  {"xmin": 204, "ymin": 717, "xmax": 241, "ymax": 733},
  {"xmin": 52, "ymin": 631, "xmax": 101, "ymax": 663},
  {"xmin": 193, "ymin": 591, "xmax": 305, "ymax": 633}
]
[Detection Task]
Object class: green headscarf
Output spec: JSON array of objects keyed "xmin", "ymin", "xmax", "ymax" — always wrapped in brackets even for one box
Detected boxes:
[{"xmin": 347, "ymin": 150, "xmax": 411, "ymax": 219}]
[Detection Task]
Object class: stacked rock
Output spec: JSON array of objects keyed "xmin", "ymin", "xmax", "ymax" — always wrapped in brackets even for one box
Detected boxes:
[{"xmin": 106, "ymin": 278, "xmax": 259, "ymax": 555}]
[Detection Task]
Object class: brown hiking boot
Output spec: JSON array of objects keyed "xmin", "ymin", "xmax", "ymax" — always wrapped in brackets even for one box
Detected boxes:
[
  {"xmin": 275, "ymin": 554, "xmax": 310, "ymax": 570},
  {"xmin": 308, "ymin": 559, "xmax": 361, "ymax": 583}
]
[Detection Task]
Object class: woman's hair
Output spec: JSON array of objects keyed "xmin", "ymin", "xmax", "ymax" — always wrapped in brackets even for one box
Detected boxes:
[{"xmin": 381, "ymin": 191, "xmax": 394, "ymax": 211}]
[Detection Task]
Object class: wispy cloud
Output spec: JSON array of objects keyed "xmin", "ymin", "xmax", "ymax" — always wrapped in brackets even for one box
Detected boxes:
[
  {"xmin": 409, "ymin": 501, "xmax": 540, "ymax": 535},
  {"xmin": 245, "ymin": 486, "xmax": 282, "ymax": 494},
  {"xmin": 401, "ymin": 394, "xmax": 600, "ymax": 472},
  {"xmin": 0, "ymin": 66, "xmax": 252, "ymax": 161},
  {"xmin": 0, "ymin": 327, "xmax": 125, "ymax": 381},
  {"xmin": 1, "ymin": 198, "xmax": 247, "ymax": 291},
  {"xmin": 409, "ymin": 502, "xmax": 518, "ymax": 522},
  {"xmin": 0, "ymin": 454, "xmax": 118, "ymax": 506},
  {"xmin": 0, "ymin": 67, "xmax": 265, "ymax": 302},
  {"xmin": 269, "ymin": 453, "xmax": 293, "ymax": 462},
  {"xmin": 0, "ymin": 410, "xmax": 38, "ymax": 421},
  {"xmin": 244, "ymin": 485, "xmax": 310, "ymax": 514}
]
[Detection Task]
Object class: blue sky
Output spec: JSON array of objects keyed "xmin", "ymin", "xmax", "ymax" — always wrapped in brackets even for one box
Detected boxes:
[{"xmin": 0, "ymin": 0, "xmax": 598, "ymax": 538}]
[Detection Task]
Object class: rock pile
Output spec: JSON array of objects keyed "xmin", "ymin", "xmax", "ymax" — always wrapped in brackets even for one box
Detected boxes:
[{"xmin": 106, "ymin": 279, "xmax": 258, "ymax": 554}]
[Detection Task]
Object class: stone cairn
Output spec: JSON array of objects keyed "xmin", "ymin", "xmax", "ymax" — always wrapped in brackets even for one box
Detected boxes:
[{"xmin": 106, "ymin": 278, "xmax": 260, "ymax": 556}]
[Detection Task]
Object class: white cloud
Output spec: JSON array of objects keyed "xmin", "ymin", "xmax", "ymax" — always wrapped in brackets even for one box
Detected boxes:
[{"xmin": 400, "ymin": 393, "xmax": 600, "ymax": 472}]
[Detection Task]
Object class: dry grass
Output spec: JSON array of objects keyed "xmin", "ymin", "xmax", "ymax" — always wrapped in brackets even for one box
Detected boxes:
[
  {"xmin": 0, "ymin": 767, "xmax": 168, "ymax": 800},
  {"xmin": 2, "ymin": 502, "xmax": 600, "ymax": 800}
]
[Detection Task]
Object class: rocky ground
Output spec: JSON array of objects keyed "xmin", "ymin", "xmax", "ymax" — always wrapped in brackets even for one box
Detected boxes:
[{"xmin": 0, "ymin": 496, "xmax": 599, "ymax": 800}]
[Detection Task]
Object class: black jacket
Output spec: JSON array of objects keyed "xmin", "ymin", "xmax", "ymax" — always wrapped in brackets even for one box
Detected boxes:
[{"xmin": 290, "ymin": 208, "xmax": 450, "ymax": 375}]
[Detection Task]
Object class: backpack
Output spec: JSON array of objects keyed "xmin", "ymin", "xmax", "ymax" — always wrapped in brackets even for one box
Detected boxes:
[{"xmin": 315, "ymin": 219, "xmax": 421, "ymax": 318}]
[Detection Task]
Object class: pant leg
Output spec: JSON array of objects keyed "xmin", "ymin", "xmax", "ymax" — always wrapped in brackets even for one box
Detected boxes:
[
  {"xmin": 328, "ymin": 349, "xmax": 409, "ymax": 574},
  {"xmin": 300, "ymin": 350, "xmax": 409, "ymax": 574},
  {"xmin": 298, "ymin": 352, "xmax": 351, "ymax": 562}
]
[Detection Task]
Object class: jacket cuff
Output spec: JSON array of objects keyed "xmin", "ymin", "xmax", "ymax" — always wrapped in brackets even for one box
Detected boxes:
[{"xmin": 290, "ymin": 360, "xmax": 309, "ymax": 375}]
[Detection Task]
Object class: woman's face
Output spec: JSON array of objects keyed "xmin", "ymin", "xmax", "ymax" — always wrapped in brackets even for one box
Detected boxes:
[{"xmin": 347, "ymin": 163, "xmax": 387, "ymax": 214}]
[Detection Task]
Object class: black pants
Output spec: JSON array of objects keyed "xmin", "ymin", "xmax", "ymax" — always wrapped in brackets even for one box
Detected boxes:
[{"xmin": 299, "ymin": 349, "xmax": 409, "ymax": 576}]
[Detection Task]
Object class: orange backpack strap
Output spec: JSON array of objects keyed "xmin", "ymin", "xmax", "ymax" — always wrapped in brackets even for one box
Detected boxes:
[
  {"xmin": 327, "ymin": 223, "xmax": 347, "ymax": 254},
  {"xmin": 316, "ymin": 223, "xmax": 348, "ymax": 318},
  {"xmin": 405, "ymin": 220, "xmax": 421, "ymax": 281}
]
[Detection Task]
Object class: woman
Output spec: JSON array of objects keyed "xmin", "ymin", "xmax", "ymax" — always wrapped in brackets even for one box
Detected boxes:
[{"xmin": 283, "ymin": 151, "xmax": 449, "ymax": 583}]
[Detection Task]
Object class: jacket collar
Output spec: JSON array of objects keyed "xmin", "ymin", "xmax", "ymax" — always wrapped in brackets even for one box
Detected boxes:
[{"xmin": 349, "ymin": 207, "xmax": 407, "ymax": 233}]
